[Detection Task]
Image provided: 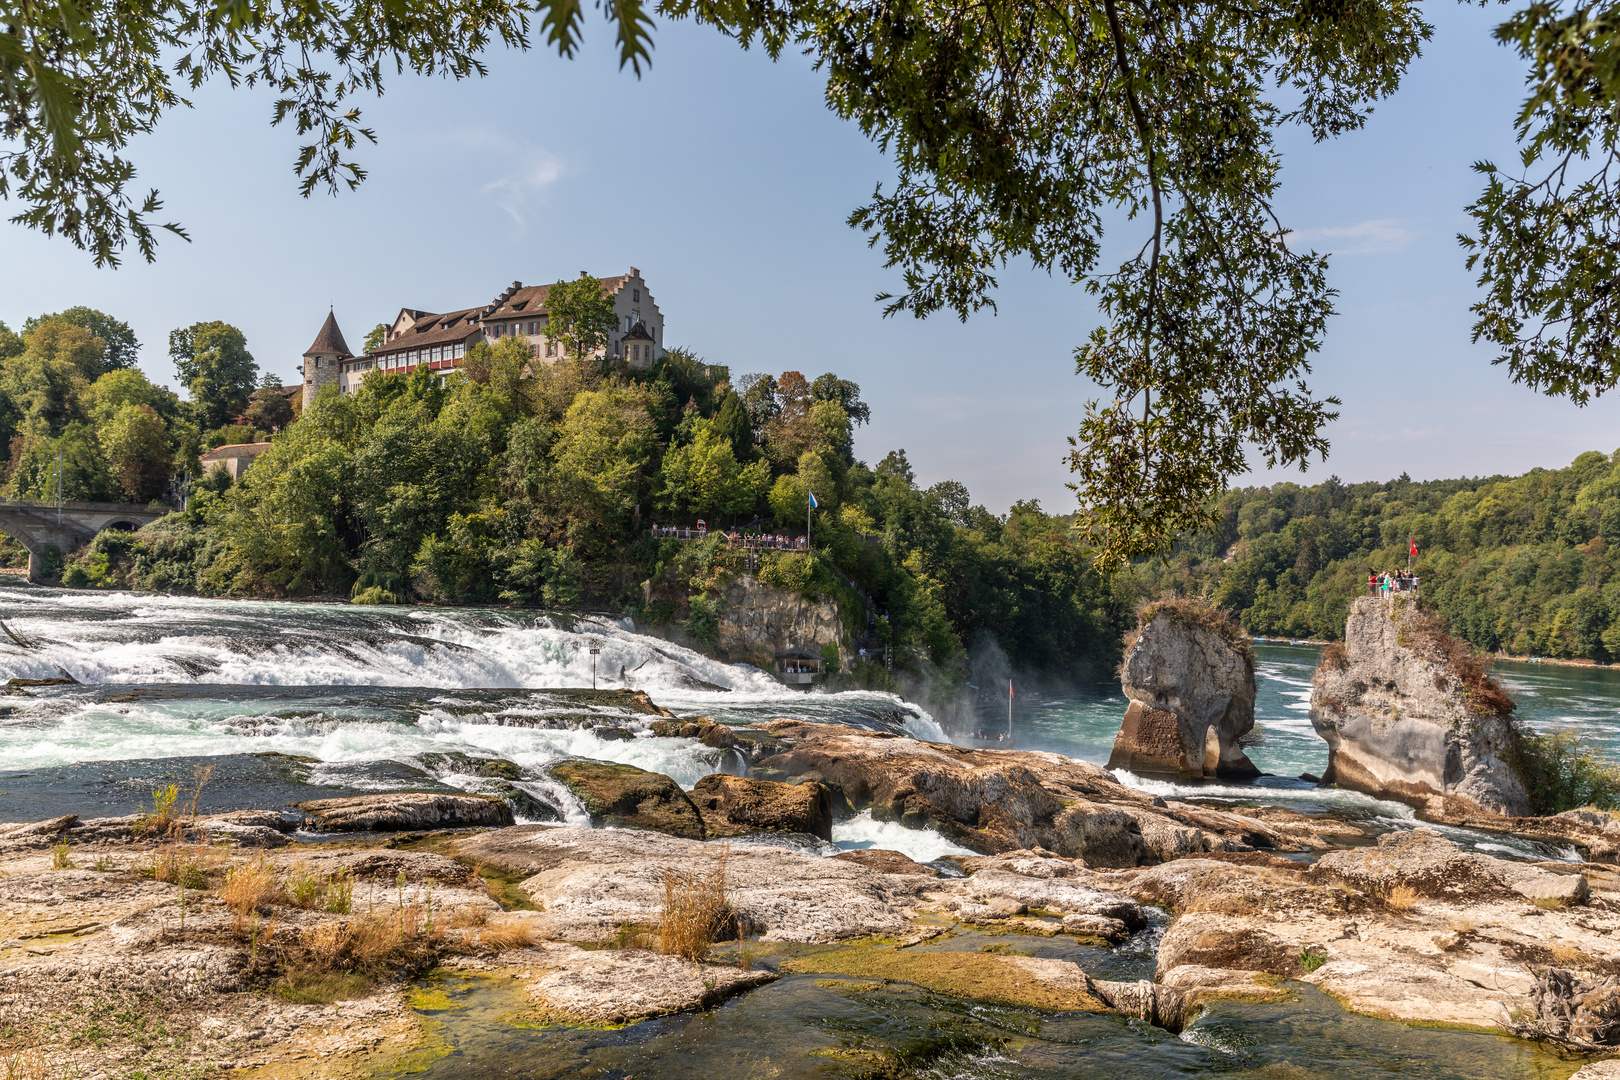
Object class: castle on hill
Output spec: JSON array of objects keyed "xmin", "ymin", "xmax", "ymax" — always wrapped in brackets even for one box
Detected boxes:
[{"xmin": 299, "ymin": 268, "xmax": 666, "ymax": 409}]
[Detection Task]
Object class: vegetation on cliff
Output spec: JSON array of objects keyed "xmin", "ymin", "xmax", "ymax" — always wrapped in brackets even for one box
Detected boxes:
[{"xmin": 1138, "ymin": 451, "xmax": 1620, "ymax": 661}]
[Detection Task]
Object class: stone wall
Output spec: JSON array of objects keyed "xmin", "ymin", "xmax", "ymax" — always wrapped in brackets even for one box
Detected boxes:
[{"xmin": 716, "ymin": 575, "xmax": 844, "ymax": 669}]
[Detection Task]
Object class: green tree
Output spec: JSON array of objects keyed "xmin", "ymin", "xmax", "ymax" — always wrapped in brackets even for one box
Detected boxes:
[
  {"xmin": 0, "ymin": 322, "xmax": 21, "ymax": 361},
  {"xmin": 170, "ymin": 322, "xmax": 258, "ymax": 430},
  {"xmin": 7, "ymin": 423, "xmax": 116, "ymax": 501},
  {"xmin": 658, "ymin": 418, "xmax": 771, "ymax": 519},
  {"xmin": 84, "ymin": 368, "xmax": 179, "ymax": 425},
  {"xmin": 713, "ymin": 391, "xmax": 753, "ymax": 458},
  {"xmin": 363, "ymin": 324, "xmax": 389, "ymax": 353},
  {"xmin": 0, "ymin": 0, "xmax": 656, "ymax": 265},
  {"xmin": 545, "ymin": 276, "xmax": 619, "ymax": 363},
  {"xmin": 23, "ymin": 318, "xmax": 107, "ymax": 381},
  {"xmin": 244, "ymin": 382, "xmax": 294, "ymax": 433},
  {"xmin": 551, "ymin": 385, "xmax": 657, "ymax": 544},
  {"xmin": 101, "ymin": 403, "xmax": 173, "ymax": 501},
  {"xmin": 25, "ymin": 308, "xmax": 138, "ymax": 370}
]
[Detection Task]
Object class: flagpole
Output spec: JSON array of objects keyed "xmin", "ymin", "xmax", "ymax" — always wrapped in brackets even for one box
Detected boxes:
[{"xmin": 1008, "ymin": 679, "xmax": 1013, "ymax": 740}]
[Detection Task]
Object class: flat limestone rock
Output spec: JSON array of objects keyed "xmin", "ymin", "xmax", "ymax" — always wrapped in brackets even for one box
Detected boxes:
[
  {"xmin": 294, "ymin": 792, "xmax": 515, "ymax": 832},
  {"xmin": 831, "ymin": 848, "xmax": 939, "ymax": 877},
  {"xmin": 1571, "ymin": 1062, "xmax": 1620, "ymax": 1080},
  {"xmin": 1316, "ymin": 827, "xmax": 1588, "ymax": 905},
  {"xmin": 455, "ymin": 825, "xmax": 933, "ymax": 943},
  {"xmin": 508, "ymin": 943, "xmax": 776, "ymax": 1024}
]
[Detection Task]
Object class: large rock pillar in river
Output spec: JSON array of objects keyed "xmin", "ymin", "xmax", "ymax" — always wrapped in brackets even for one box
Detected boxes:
[
  {"xmin": 1108, "ymin": 601, "xmax": 1260, "ymax": 781},
  {"xmin": 1309, "ymin": 595, "xmax": 1530, "ymax": 816}
]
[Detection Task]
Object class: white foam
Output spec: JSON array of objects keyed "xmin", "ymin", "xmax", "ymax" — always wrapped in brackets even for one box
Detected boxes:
[{"xmin": 831, "ymin": 810, "xmax": 977, "ymax": 862}]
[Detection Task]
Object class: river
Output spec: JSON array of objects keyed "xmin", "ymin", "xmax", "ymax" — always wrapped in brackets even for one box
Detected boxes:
[{"xmin": 0, "ymin": 587, "xmax": 1607, "ymax": 1078}]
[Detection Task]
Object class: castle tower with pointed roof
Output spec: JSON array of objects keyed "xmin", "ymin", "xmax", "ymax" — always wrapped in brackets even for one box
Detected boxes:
[{"xmin": 300, "ymin": 311, "xmax": 352, "ymax": 410}]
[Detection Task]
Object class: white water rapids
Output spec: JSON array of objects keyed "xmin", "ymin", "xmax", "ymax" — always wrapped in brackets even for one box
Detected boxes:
[{"xmin": 0, "ymin": 587, "xmax": 970, "ymax": 863}]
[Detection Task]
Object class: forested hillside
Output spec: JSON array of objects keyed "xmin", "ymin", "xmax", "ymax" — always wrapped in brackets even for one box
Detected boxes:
[
  {"xmin": 1139, "ymin": 452, "xmax": 1620, "ymax": 660},
  {"xmin": 0, "ymin": 309, "xmax": 1128, "ymax": 682}
]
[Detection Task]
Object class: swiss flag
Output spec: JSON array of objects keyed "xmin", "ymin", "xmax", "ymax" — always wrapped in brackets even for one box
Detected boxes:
[{"xmin": 1410, "ymin": 539, "xmax": 1419, "ymax": 557}]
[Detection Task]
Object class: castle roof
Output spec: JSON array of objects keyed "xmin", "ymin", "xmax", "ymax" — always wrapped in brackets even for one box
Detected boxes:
[
  {"xmin": 623, "ymin": 320, "xmax": 655, "ymax": 342},
  {"xmin": 484, "ymin": 275, "xmax": 632, "ymax": 321},
  {"xmin": 367, "ymin": 306, "xmax": 484, "ymax": 358},
  {"xmin": 304, "ymin": 311, "xmax": 351, "ymax": 357}
]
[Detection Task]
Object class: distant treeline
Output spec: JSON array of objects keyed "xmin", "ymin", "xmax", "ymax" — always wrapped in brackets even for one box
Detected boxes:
[{"xmin": 1137, "ymin": 452, "xmax": 1620, "ymax": 659}]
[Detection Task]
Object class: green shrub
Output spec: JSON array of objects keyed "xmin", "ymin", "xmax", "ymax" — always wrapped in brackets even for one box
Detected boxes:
[
  {"xmin": 1298, "ymin": 946, "xmax": 1328, "ymax": 972},
  {"xmin": 684, "ymin": 593, "xmax": 723, "ymax": 645},
  {"xmin": 351, "ymin": 586, "xmax": 399, "ymax": 605},
  {"xmin": 1516, "ymin": 728, "xmax": 1620, "ymax": 814},
  {"xmin": 759, "ymin": 551, "xmax": 814, "ymax": 592},
  {"xmin": 62, "ymin": 563, "xmax": 91, "ymax": 587}
]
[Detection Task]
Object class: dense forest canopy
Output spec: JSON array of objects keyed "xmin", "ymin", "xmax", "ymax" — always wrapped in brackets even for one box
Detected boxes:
[
  {"xmin": 1145, "ymin": 451, "xmax": 1620, "ymax": 660},
  {"xmin": 0, "ymin": 307, "xmax": 1130, "ymax": 683}
]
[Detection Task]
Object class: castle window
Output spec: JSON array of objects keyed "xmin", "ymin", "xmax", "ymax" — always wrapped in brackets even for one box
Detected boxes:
[
  {"xmin": 633, "ymin": 289, "xmax": 639, "ymax": 301},
  {"xmin": 546, "ymin": 341, "xmax": 557, "ymax": 357}
]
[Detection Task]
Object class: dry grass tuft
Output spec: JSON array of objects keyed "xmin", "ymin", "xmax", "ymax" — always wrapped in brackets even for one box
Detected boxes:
[
  {"xmin": 221, "ymin": 857, "xmax": 279, "ymax": 915},
  {"xmin": 1385, "ymin": 884, "xmax": 1419, "ymax": 913},
  {"xmin": 139, "ymin": 841, "xmax": 225, "ymax": 889},
  {"xmin": 660, "ymin": 847, "xmax": 734, "ymax": 961},
  {"xmin": 1319, "ymin": 641, "xmax": 1349, "ymax": 671},
  {"xmin": 280, "ymin": 865, "xmax": 354, "ymax": 914},
  {"xmin": 50, "ymin": 841, "xmax": 72, "ymax": 870},
  {"xmin": 448, "ymin": 906, "xmax": 490, "ymax": 929},
  {"xmin": 3, "ymin": 1049, "xmax": 75, "ymax": 1080},
  {"xmin": 282, "ymin": 903, "xmax": 445, "ymax": 978},
  {"xmin": 478, "ymin": 917, "xmax": 538, "ymax": 952}
]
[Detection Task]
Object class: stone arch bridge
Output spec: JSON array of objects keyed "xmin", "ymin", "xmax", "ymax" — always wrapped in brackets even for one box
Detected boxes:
[{"xmin": 0, "ymin": 499, "xmax": 171, "ymax": 581}]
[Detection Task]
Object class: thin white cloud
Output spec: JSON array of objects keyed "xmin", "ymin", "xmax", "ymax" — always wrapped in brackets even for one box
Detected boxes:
[
  {"xmin": 1285, "ymin": 218, "xmax": 1416, "ymax": 256},
  {"xmin": 451, "ymin": 128, "xmax": 569, "ymax": 227}
]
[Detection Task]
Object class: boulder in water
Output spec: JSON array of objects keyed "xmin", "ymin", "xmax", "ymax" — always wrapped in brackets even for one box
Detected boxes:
[
  {"xmin": 690, "ymin": 773, "xmax": 833, "ymax": 840},
  {"xmin": 294, "ymin": 792, "xmax": 515, "ymax": 831},
  {"xmin": 1309, "ymin": 596, "xmax": 1530, "ymax": 816},
  {"xmin": 545, "ymin": 760, "xmax": 705, "ymax": 839},
  {"xmin": 1110, "ymin": 601, "xmax": 1259, "ymax": 780}
]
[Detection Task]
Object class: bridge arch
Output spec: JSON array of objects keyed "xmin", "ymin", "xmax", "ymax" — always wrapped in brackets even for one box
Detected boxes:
[{"xmin": 0, "ymin": 500, "xmax": 172, "ymax": 582}]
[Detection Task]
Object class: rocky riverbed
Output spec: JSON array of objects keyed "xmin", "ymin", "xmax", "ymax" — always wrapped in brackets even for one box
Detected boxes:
[{"xmin": 6, "ymin": 713, "xmax": 1620, "ymax": 1078}]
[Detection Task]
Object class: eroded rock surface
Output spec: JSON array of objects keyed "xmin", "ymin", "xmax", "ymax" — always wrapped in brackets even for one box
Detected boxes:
[
  {"xmin": 503, "ymin": 942, "xmax": 777, "ymax": 1024},
  {"xmin": 1112, "ymin": 601, "xmax": 1259, "ymax": 780},
  {"xmin": 1310, "ymin": 595, "xmax": 1530, "ymax": 815},
  {"xmin": 294, "ymin": 792, "xmax": 515, "ymax": 832},
  {"xmin": 455, "ymin": 825, "xmax": 931, "ymax": 942},
  {"xmin": 545, "ymin": 760, "xmax": 705, "ymax": 838},
  {"xmin": 690, "ymin": 773, "xmax": 833, "ymax": 840}
]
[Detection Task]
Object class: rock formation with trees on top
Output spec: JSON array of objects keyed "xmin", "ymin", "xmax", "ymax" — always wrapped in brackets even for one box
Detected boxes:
[{"xmin": 1108, "ymin": 600, "xmax": 1260, "ymax": 782}]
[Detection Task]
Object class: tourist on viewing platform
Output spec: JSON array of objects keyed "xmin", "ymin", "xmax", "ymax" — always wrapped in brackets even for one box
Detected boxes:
[{"xmin": 1368, "ymin": 571, "xmax": 1377, "ymax": 596}]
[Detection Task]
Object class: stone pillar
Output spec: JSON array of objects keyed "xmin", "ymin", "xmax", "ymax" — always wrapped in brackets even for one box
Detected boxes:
[{"xmin": 25, "ymin": 548, "xmax": 39, "ymax": 584}]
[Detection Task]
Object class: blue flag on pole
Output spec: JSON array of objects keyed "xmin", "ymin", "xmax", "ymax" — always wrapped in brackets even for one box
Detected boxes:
[{"xmin": 808, "ymin": 490, "xmax": 819, "ymax": 509}]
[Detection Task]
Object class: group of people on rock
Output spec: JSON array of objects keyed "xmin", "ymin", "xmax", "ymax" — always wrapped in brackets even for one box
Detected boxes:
[
  {"xmin": 728, "ymin": 532, "xmax": 809, "ymax": 551},
  {"xmin": 650, "ymin": 523, "xmax": 810, "ymax": 551},
  {"xmin": 1368, "ymin": 570, "xmax": 1419, "ymax": 596}
]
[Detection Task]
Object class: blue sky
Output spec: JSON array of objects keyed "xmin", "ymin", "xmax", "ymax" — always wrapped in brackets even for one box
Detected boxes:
[{"xmin": 2, "ymin": 3, "xmax": 1614, "ymax": 514}]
